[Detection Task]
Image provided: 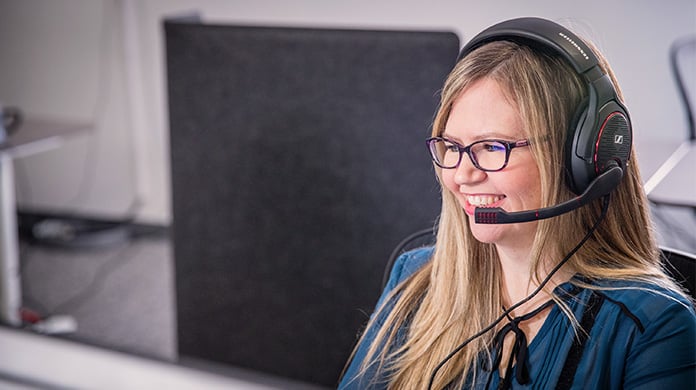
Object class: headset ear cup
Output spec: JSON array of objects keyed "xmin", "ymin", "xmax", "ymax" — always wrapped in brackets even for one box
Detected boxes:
[
  {"xmin": 567, "ymin": 106, "xmax": 632, "ymax": 196},
  {"xmin": 565, "ymin": 100, "xmax": 590, "ymax": 194},
  {"xmin": 594, "ymin": 110, "xmax": 631, "ymax": 174}
]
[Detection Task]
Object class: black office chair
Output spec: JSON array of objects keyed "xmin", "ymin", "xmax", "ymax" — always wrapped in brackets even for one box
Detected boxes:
[
  {"xmin": 382, "ymin": 228, "xmax": 436, "ymax": 288},
  {"xmin": 661, "ymin": 246, "xmax": 696, "ymax": 299},
  {"xmin": 384, "ymin": 227, "xmax": 696, "ymax": 299},
  {"xmin": 670, "ymin": 35, "xmax": 696, "ymax": 142}
]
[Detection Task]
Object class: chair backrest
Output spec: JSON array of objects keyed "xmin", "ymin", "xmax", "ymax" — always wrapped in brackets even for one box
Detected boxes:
[
  {"xmin": 385, "ymin": 229, "xmax": 696, "ymax": 300},
  {"xmin": 382, "ymin": 228, "xmax": 436, "ymax": 287},
  {"xmin": 661, "ymin": 246, "xmax": 696, "ymax": 299},
  {"xmin": 671, "ymin": 35, "xmax": 696, "ymax": 141}
]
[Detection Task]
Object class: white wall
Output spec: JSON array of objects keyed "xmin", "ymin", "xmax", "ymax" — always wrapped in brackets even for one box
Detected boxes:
[
  {"xmin": 0, "ymin": 0, "xmax": 139, "ymax": 219},
  {"xmin": 1, "ymin": 0, "xmax": 695, "ymax": 225}
]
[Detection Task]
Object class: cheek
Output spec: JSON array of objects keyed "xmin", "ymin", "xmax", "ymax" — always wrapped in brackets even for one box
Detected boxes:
[
  {"xmin": 509, "ymin": 171, "xmax": 542, "ymax": 206},
  {"xmin": 440, "ymin": 170, "xmax": 459, "ymax": 195}
]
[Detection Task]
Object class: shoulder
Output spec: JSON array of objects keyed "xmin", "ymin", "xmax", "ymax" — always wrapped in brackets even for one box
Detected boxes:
[
  {"xmin": 597, "ymin": 280, "xmax": 696, "ymax": 334},
  {"xmin": 585, "ymin": 279, "xmax": 696, "ymax": 387},
  {"xmin": 383, "ymin": 247, "xmax": 434, "ymax": 292},
  {"xmin": 594, "ymin": 279, "xmax": 695, "ymax": 328}
]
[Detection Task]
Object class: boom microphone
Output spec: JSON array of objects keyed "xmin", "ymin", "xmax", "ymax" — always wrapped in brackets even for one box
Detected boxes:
[{"xmin": 474, "ymin": 163, "xmax": 623, "ymax": 224}]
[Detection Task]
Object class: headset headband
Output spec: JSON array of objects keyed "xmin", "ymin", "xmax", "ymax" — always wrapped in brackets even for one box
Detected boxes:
[{"xmin": 459, "ymin": 17, "xmax": 603, "ymax": 78}]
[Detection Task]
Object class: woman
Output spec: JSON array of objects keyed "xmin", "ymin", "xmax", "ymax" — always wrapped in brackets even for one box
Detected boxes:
[{"xmin": 339, "ymin": 18, "xmax": 695, "ymax": 389}]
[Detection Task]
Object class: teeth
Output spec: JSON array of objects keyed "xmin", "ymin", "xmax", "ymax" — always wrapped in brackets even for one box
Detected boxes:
[{"xmin": 467, "ymin": 195, "xmax": 504, "ymax": 207}]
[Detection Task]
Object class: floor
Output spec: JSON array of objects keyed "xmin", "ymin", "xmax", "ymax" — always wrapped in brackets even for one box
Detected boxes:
[
  {"xmin": 20, "ymin": 227, "xmax": 176, "ymax": 360},
  {"xmin": 17, "ymin": 224, "xmax": 327, "ymax": 390}
]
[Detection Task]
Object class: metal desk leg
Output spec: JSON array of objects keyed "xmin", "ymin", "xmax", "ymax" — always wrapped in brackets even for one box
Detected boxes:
[{"xmin": 0, "ymin": 154, "xmax": 20, "ymax": 326}]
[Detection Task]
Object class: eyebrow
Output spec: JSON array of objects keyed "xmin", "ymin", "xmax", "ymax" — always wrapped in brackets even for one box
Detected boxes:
[{"xmin": 441, "ymin": 130, "xmax": 524, "ymax": 143}]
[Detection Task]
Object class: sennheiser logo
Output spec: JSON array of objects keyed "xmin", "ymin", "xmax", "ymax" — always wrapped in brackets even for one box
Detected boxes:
[
  {"xmin": 614, "ymin": 135, "xmax": 624, "ymax": 144},
  {"xmin": 558, "ymin": 32, "xmax": 589, "ymax": 61}
]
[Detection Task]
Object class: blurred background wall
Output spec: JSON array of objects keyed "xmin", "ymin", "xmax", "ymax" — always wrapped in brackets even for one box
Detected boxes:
[{"xmin": 0, "ymin": 0, "xmax": 694, "ymax": 227}]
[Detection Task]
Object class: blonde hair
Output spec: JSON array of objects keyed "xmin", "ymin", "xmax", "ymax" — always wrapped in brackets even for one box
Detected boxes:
[{"xmin": 348, "ymin": 39, "xmax": 686, "ymax": 389}]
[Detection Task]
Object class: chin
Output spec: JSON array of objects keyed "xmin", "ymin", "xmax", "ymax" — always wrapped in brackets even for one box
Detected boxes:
[
  {"xmin": 467, "ymin": 215, "xmax": 505, "ymax": 244},
  {"xmin": 467, "ymin": 214, "xmax": 540, "ymax": 249}
]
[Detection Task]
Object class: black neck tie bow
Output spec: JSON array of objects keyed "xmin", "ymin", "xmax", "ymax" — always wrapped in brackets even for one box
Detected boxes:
[{"xmin": 487, "ymin": 299, "xmax": 556, "ymax": 390}]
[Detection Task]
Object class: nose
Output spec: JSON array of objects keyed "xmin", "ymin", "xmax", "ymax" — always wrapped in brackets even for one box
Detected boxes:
[{"xmin": 453, "ymin": 156, "xmax": 487, "ymax": 186}]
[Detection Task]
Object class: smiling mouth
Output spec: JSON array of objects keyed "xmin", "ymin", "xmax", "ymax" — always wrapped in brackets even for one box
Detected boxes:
[{"xmin": 466, "ymin": 195, "xmax": 505, "ymax": 207}]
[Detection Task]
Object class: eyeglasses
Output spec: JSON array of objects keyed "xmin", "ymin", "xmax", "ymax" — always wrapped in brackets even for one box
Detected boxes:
[{"xmin": 426, "ymin": 137, "xmax": 530, "ymax": 171}]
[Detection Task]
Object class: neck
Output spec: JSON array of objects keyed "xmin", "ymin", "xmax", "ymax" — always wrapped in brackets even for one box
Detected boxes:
[{"xmin": 495, "ymin": 243, "xmax": 571, "ymax": 315}]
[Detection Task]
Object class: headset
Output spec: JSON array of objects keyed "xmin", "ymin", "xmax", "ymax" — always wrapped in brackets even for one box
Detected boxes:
[{"xmin": 455, "ymin": 17, "xmax": 633, "ymax": 224}]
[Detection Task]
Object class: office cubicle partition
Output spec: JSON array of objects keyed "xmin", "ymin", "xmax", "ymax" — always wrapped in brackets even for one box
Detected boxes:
[{"xmin": 165, "ymin": 20, "xmax": 458, "ymax": 386}]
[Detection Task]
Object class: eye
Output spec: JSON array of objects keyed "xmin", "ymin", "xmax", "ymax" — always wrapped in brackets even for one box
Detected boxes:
[
  {"xmin": 481, "ymin": 141, "xmax": 506, "ymax": 152},
  {"xmin": 445, "ymin": 143, "xmax": 460, "ymax": 152}
]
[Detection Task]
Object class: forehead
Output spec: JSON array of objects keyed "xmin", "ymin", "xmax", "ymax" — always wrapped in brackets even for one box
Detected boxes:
[{"xmin": 443, "ymin": 78, "xmax": 524, "ymax": 142}]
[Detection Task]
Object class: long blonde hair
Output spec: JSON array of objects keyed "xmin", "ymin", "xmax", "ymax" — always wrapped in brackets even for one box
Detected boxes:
[{"xmin": 350, "ymin": 39, "xmax": 685, "ymax": 389}]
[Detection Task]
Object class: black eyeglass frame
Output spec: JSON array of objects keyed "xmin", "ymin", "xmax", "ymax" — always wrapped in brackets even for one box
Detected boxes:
[{"xmin": 425, "ymin": 137, "xmax": 531, "ymax": 172}]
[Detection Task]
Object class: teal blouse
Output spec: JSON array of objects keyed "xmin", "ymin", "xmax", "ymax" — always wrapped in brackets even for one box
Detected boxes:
[{"xmin": 339, "ymin": 247, "xmax": 696, "ymax": 389}]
